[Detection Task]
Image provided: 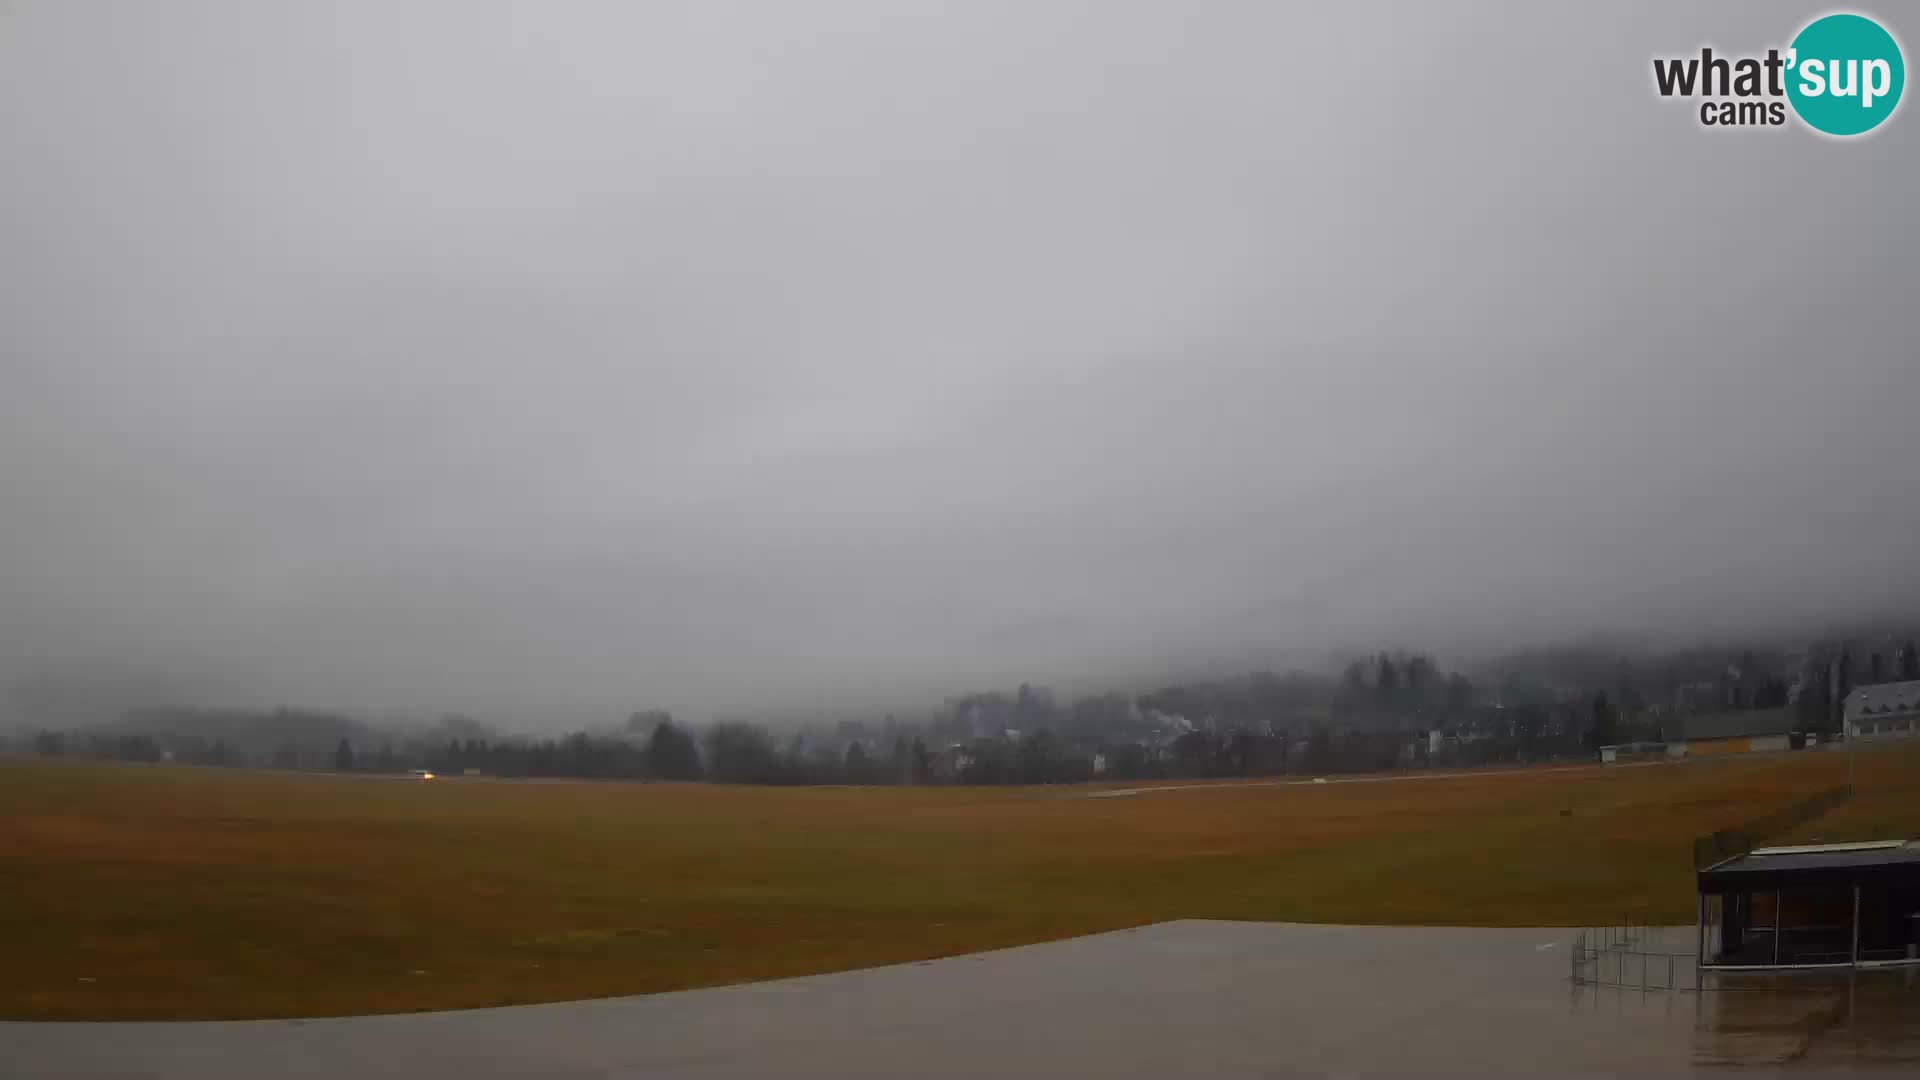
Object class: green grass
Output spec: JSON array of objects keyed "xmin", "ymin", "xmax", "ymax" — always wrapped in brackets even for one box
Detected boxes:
[{"xmin": 2, "ymin": 743, "xmax": 1916, "ymax": 1019}]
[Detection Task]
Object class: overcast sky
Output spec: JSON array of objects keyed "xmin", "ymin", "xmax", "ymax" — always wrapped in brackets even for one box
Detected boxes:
[{"xmin": 2, "ymin": 2, "xmax": 1916, "ymax": 724}]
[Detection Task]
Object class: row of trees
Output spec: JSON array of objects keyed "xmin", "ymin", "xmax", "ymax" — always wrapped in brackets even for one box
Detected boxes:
[
  {"xmin": 29, "ymin": 716, "xmax": 925, "ymax": 785},
  {"xmin": 9, "ymin": 677, "xmax": 1637, "ymax": 785},
  {"xmin": 21, "ymin": 711, "xmax": 1617, "ymax": 786}
]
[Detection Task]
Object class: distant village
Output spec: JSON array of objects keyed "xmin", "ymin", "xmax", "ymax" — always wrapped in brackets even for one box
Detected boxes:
[{"xmin": 11, "ymin": 635, "xmax": 1920, "ymax": 785}]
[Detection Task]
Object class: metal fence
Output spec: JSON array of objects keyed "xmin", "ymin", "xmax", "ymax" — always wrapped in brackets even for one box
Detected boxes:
[
  {"xmin": 1571, "ymin": 925, "xmax": 1702, "ymax": 991},
  {"xmin": 1690, "ymin": 786, "xmax": 1850, "ymax": 870}
]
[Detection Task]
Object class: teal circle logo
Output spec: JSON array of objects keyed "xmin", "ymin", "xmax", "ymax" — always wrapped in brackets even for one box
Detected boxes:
[{"xmin": 1787, "ymin": 13, "xmax": 1905, "ymax": 136}]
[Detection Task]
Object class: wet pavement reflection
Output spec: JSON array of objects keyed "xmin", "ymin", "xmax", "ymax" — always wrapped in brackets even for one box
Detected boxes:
[{"xmin": 1571, "ymin": 925, "xmax": 1920, "ymax": 1070}]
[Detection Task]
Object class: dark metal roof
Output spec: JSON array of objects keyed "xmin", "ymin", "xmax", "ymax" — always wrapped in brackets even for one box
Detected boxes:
[
  {"xmin": 1698, "ymin": 839, "xmax": 1920, "ymax": 892},
  {"xmin": 1674, "ymin": 707, "xmax": 1795, "ymax": 742},
  {"xmin": 1845, "ymin": 680, "xmax": 1920, "ymax": 720}
]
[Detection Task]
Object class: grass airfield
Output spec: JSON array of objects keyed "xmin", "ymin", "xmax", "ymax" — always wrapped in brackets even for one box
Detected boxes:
[{"xmin": 2, "ymin": 743, "xmax": 1915, "ymax": 1019}]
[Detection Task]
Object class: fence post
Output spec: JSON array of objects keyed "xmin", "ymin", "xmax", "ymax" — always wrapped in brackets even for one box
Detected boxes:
[
  {"xmin": 1697, "ymin": 894, "xmax": 1705, "ymax": 970},
  {"xmin": 1852, "ymin": 882, "xmax": 1861, "ymax": 968}
]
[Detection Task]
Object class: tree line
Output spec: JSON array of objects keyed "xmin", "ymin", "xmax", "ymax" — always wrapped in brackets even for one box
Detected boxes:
[{"xmin": 17, "ymin": 634, "xmax": 1917, "ymax": 785}]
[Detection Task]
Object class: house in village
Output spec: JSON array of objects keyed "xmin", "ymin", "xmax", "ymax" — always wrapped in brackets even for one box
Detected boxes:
[{"xmin": 928, "ymin": 743, "xmax": 976, "ymax": 783}]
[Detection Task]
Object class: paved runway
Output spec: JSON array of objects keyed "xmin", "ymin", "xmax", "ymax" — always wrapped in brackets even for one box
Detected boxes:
[{"xmin": 5, "ymin": 921, "xmax": 1916, "ymax": 1077}]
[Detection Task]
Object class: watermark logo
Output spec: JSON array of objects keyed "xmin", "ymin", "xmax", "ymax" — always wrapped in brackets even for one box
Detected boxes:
[
  {"xmin": 1653, "ymin": 11, "xmax": 1904, "ymax": 136},
  {"xmin": 1788, "ymin": 13, "xmax": 1904, "ymax": 135}
]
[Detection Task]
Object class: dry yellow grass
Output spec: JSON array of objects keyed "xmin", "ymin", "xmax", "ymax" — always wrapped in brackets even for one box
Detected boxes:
[{"xmin": 2, "ymin": 743, "xmax": 1916, "ymax": 1020}]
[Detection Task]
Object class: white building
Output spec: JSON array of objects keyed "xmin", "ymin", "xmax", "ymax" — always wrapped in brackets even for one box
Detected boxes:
[{"xmin": 1845, "ymin": 680, "xmax": 1920, "ymax": 740}]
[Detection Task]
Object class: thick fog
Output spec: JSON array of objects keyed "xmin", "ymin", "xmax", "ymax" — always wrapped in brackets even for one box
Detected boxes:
[{"xmin": 3, "ymin": 2, "xmax": 1916, "ymax": 724}]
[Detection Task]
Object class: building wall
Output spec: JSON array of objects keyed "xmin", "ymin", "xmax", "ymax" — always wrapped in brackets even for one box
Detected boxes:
[
  {"xmin": 1599, "ymin": 742, "xmax": 1667, "ymax": 764},
  {"xmin": 1687, "ymin": 737, "xmax": 1751, "ymax": 757},
  {"xmin": 1671, "ymin": 733, "xmax": 1794, "ymax": 758},
  {"xmin": 1849, "ymin": 716, "xmax": 1919, "ymax": 741}
]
